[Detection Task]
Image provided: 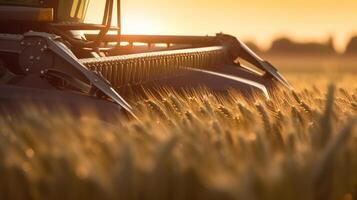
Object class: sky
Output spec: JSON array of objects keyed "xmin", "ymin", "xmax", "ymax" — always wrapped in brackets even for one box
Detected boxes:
[{"xmin": 87, "ymin": 0, "xmax": 357, "ymax": 52}]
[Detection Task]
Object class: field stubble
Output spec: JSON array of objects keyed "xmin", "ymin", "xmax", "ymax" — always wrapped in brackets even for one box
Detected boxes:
[{"xmin": 0, "ymin": 63, "xmax": 356, "ymax": 200}]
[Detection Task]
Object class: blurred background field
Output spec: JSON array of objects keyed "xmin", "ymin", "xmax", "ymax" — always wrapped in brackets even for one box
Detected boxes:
[{"xmin": 267, "ymin": 54, "xmax": 357, "ymax": 91}]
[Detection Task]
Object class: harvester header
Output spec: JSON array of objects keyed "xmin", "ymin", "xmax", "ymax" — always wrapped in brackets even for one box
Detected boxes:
[{"xmin": 0, "ymin": 0, "xmax": 291, "ymax": 120}]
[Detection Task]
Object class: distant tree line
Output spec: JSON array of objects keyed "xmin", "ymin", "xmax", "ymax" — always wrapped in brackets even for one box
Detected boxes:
[
  {"xmin": 246, "ymin": 35, "xmax": 357, "ymax": 56},
  {"xmin": 345, "ymin": 36, "xmax": 357, "ymax": 55}
]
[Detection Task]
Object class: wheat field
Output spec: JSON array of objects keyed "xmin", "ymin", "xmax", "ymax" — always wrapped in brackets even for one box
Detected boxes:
[{"xmin": 0, "ymin": 70, "xmax": 356, "ymax": 200}]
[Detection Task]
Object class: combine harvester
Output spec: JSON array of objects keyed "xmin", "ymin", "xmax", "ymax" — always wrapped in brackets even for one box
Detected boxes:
[{"xmin": 0, "ymin": 0, "xmax": 291, "ymax": 119}]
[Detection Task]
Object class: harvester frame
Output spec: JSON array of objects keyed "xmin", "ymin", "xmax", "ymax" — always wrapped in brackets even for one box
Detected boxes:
[{"xmin": 0, "ymin": 0, "xmax": 291, "ymax": 120}]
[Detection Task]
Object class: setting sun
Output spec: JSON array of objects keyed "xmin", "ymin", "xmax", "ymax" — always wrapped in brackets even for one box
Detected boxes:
[{"xmin": 121, "ymin": 15, "xmax": 159, "ymax": 35}]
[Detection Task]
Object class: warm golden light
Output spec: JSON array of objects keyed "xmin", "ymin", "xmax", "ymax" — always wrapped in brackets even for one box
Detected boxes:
[
  {"xmin": 121, "ymin": 15, "xmax": 159, "ymax": 35},
  {"xmin": 87, "ymin": 0, "xmax": 357, "ymax": 52}
]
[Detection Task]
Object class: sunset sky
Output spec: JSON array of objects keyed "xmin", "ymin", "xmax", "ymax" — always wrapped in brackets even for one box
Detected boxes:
[{"xmin": 88, "ymin": 0, "xmax": 357, "ymax": 52}]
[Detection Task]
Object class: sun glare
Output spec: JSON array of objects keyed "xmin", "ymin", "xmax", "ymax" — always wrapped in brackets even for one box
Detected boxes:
[{"xmin": 85, "ymin": 0, "xmax": 357, "ymax": 51}]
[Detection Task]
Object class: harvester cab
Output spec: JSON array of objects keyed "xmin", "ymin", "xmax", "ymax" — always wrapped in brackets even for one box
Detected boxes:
[{"xmin": 0, "ymin": 0, "xmax": 292, "ymax": 120}]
